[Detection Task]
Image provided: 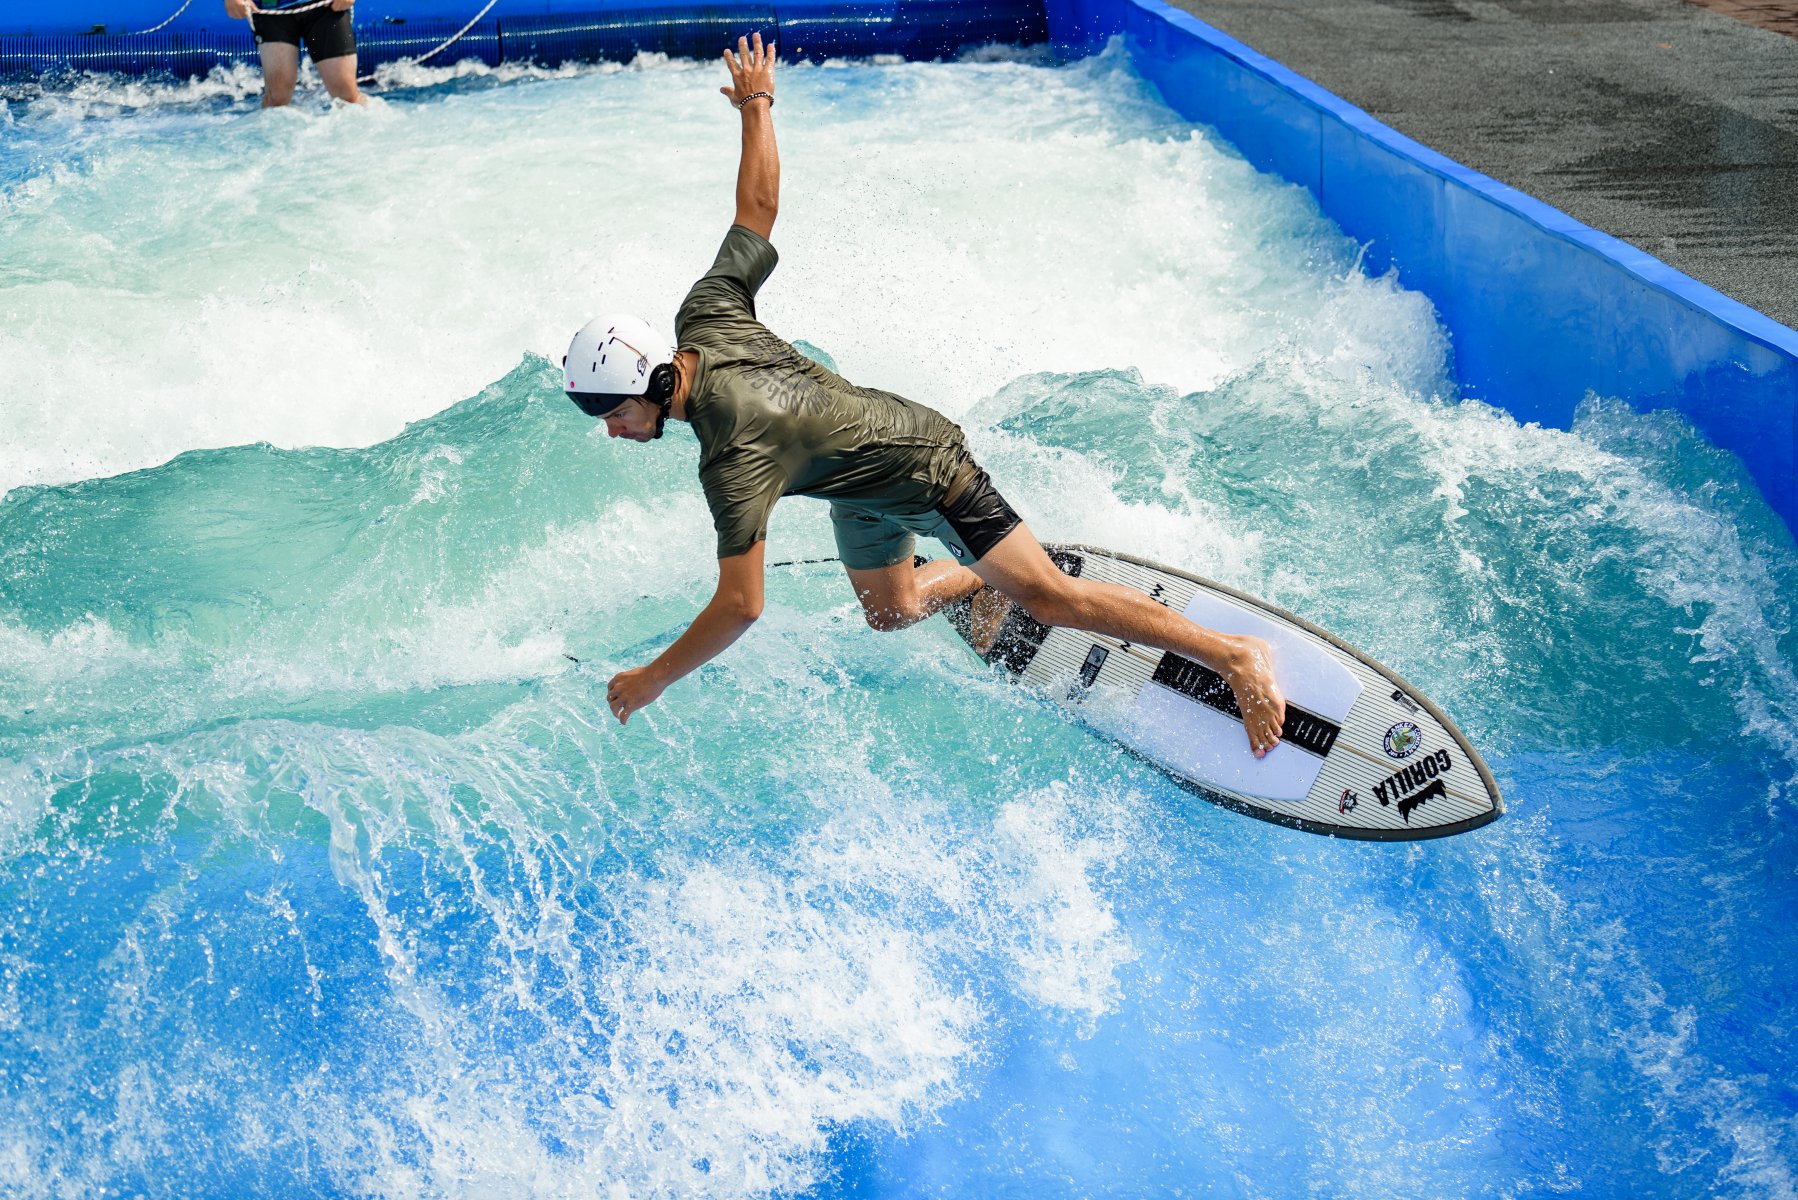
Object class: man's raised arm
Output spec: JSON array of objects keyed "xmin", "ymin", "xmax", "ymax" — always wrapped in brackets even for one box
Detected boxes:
[{"xmin": 719, "ymin": 33, "xmax": 779, "ymax": 239}]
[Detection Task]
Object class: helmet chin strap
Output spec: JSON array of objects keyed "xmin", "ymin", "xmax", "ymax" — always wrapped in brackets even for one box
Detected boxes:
[{"xmin": 648, "ymin": 358, "xmax": 679, "ymax": 440}]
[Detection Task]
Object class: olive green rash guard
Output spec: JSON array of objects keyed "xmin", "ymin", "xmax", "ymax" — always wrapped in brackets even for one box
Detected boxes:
[{"xmin": 675, "ymin": 225, "xmax": 970, "ymax": 560}]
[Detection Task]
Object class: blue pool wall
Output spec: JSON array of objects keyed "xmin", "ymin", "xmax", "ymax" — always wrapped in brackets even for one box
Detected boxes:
[
  {"xmin": 0, "ymin": 0, "xmax": 1047, "ymax": 75},
  {"xmin": 4, "ymin": 0, "xmax": 1794, "ymax": 537},
  {"xmin": 1044, "ymin": 0, "xmax": 1798, "ymax": 537}
]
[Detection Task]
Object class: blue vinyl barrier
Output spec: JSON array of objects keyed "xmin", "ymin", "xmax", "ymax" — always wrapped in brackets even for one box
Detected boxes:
[
  {"xmin": 0, "ymin": 0, "xmax": 1050, "ymax": 76},
  {"xmin": 1045, "ymin": 0, "xmax": 1798, "ymax": 538},
  {"xmin": 0, "ymin": 0, "xmax": 1047, "ymax": 75}
]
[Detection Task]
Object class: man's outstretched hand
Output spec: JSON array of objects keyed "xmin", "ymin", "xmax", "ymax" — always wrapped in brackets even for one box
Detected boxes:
[
  {"xmin": 720, "ymin": 32, "xmax": 776, "ymax": 108},
  {"xmin": 607, "ymin": 664, "xmax": 667, "ymax": 725}
]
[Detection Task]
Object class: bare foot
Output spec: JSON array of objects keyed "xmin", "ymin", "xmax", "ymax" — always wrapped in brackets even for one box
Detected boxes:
[
  {"xmin": 1223, "ymin": 635, "xmax": 1285, "ymax": 758},
  {"xmin": 946, "ymin": 584, "xmax": 1014, "ymax": 656}
]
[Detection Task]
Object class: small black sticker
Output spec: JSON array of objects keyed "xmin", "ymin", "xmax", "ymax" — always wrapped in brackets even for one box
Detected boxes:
[{"xmin": 1076, "ymin": 644, "xmax": 1108, "ymax": 690}]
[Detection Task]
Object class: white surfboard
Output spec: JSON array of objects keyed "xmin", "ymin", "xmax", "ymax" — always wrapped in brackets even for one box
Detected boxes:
[{"xmin": 949, "ymin": 544, "xmax": 1503, "ymax": 841}]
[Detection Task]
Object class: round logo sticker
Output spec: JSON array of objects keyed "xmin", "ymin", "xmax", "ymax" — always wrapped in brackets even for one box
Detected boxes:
[{"xmin": 1383, "ymin": 721, "xmax": 1423, "ymax": 760}]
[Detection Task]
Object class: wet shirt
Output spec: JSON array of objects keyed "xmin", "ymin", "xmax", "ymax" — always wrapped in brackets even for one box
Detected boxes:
[{"xmin": 676, "ymin": 225, "xmax": 968, "ymax": 560}]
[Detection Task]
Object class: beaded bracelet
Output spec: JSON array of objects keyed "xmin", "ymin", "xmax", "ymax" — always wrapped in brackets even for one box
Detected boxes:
[{"xmin": 735, "ymin": 91, "xmax": 774, "ymax": 110}]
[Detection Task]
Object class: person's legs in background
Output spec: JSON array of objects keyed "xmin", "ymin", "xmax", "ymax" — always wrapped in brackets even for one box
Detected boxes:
[
  {"xmin": 315, "ymin": 54, "xmax": 365, "ymax": 105},
  {"xmin": 257, "ymin": 40, "xmax": 301, "ymax": 107}
]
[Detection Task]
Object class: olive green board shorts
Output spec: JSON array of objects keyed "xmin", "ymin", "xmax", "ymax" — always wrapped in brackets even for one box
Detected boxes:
[{"xmin": 829, "ymin": 458, "xmax": 1023, "ymax": 571}]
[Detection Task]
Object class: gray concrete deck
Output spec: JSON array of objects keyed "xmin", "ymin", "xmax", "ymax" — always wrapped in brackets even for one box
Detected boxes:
[{"xmin": 1164, "ymin": 0, "xmax": 1798, "ymax": 331}]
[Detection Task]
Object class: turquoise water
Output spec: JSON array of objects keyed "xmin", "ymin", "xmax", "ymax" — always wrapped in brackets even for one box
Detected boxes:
[{"xmin": 4, "ymin": 49, "xmax": 1798, "ymax": 1199}]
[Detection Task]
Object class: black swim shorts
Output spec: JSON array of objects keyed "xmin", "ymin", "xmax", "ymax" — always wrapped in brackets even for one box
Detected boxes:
[
  {"xmin": 829, "ymin": 456, "xmax": 1024, "ymax": 571},
  {"xmin": 937, "ymin": 458, "xmax": 1024, "ymax": 563},
  {"xmin": 251, "ymin": 5, "xmax": 356, "ymax": 62}
]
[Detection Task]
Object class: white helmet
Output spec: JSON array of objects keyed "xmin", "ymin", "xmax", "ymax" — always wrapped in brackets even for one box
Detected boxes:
[{"xmin": 563, "ymin": 313, "xmax": 675, "ymax": 418}]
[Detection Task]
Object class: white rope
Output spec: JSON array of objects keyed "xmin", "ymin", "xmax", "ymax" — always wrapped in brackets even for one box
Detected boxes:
[
  {"xmin": 132, "ymin": 0, "xmax": 196, "ymax": 35},
  {"xmin": 245, "ymin": 0, "xmax": 338, "ymax": 23},
  {"xmin": 242, "ymin": 0, "xmax": 338, "ymax": 44},
  {"xmin": 359, "ymin": 0, "xmax": 498, "ymax": 80}
]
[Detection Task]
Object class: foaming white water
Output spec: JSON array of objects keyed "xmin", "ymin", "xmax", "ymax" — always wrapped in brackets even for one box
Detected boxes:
[
  {"xmin": 1567, "ymin": 400, "xmax": 1798, "ymax": 773},
  {"xmin": 0, "ymin": 47, "xmax": 1367, "ymax": 496},
  {"xmin": 0, "ymin": 54, "xmax": 623, "ymax": 118},
  {"xmin": 5, "ymin": 705, "xmax": 1141, "ymax": 1199},
  {"xmin": 2, "ymin": 60, "xmax": 270, "ymax": 113},
  {"xmin": 1461, "ymin": 797, "xmax": 1798, "ymax": 1197}
]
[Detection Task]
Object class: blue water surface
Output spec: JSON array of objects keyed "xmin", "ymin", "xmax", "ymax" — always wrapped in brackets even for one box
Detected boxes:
[{"xmin": 3, "ymin": 52, "xmax": 1797, "ymax": 1200}]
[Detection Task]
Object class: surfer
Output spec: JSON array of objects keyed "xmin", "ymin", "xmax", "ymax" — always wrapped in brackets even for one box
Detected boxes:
[{"xmin": 569, "ymin": 33, "xmax": 1286, "ymax": 757}]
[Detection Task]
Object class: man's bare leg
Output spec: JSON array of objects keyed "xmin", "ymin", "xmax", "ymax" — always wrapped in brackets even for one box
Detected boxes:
[
  {"xmin": 846, "ymin": 556, "xmax": 983, "ymax": 632},
  {"xmin": 972, "ymin": 525, "xmax": 1287, "ymax": 757},
  {"xmin": 258, "ymin": 42, "xmax": 300, "ymax": 108},
  {"xmin": 316, "ymin": 54, "xmax": 366, "ymax": 105}
]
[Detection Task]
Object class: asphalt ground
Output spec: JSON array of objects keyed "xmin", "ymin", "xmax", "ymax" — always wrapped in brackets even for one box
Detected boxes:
[{"xmin": 1163, "ymin": 0, "xmax": 1798, "ymax": 331}]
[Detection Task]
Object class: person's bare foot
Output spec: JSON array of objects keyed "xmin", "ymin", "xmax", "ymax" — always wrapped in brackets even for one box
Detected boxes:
[
  {"xmin": 946, "ymin": 584, "xmax": 1013, "ymax": 656},
  {"xmin": 1222, "ymin": 635, "xmax": 1285, "ymax": 758}
]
